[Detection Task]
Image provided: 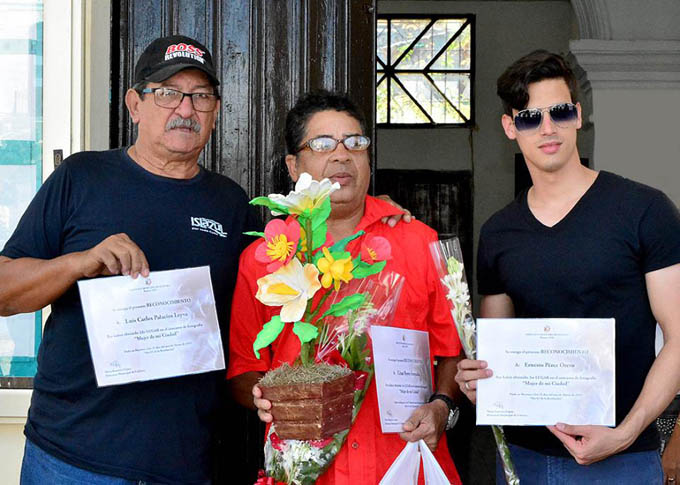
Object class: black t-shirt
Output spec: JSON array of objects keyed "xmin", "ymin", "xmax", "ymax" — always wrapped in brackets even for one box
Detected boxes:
[
  {"xmin": 1, "ymin": 148, "xmax": 260, "ymax": 483},
  {"xmin": 478, "ymin": 171, "xmax": 680, "ymax": 456}
]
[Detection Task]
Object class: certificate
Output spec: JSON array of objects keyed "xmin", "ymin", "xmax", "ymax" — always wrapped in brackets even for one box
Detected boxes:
[
  {"xmin": 476, "ymin": 318, "xmax": 615, "ymax": 426},
  {"xmin": 372, "ymin": 326, "xmax": 432, "ymax": 433},
  {"xmin": 78, "ymin": 266, "xmax": 225, "ymax": 387}
]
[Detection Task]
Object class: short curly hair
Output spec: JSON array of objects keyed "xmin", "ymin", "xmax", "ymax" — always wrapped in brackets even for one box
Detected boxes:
[{"xmin": 285, "ymin": 90, "xmax": 367, "ymax": 155}]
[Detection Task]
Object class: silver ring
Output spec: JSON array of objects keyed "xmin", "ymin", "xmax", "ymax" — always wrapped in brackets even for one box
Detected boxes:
[{"xmin": 464, "ymin": 381, "xmax": 470, "ymax": 391}]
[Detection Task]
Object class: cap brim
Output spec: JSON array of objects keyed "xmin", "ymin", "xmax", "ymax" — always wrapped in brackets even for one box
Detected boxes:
[{"xmin": 144, "ymin": 63, "xmax": 220, "ymax": 86}]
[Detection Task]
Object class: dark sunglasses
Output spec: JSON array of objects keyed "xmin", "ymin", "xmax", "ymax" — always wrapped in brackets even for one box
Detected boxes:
[{"xmin": 513, "ymin": 102, "xmax": 579, "ymax": 132}]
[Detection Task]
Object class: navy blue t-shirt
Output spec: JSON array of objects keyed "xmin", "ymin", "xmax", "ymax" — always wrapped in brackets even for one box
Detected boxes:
[
  {"xmin": 478, "ymin": 171, "xmax": 680, "ymax": 456},
  {"xmin": 1, "ymin": 148, "xmax": 260, "ymax": 483}
]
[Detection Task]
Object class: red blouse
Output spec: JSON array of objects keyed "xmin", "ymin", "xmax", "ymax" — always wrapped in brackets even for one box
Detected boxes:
[{"xmin": 228, "ymin": 195, "xmax": 462, "ymax": 485}]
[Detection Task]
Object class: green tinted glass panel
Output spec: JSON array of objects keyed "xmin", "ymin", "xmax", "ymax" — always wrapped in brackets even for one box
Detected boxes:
[{"xmin": 0, "ymin": 0, "xmax": 44, "ymax": 379}]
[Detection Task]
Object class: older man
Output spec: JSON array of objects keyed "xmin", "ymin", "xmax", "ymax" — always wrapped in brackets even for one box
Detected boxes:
[
  {"xmin": 227, "ymin": 91, "xmax": 464, "ymax": 484},
  {"xmin": 0, "ymin": 35, "xmax": 259, "ymax": 484}
]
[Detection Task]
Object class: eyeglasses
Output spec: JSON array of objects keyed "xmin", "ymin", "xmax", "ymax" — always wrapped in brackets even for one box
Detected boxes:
[
  {"xmin": 141, "ymin": 87, "xmax": 220, "ymax": 112},
  {"xmin": 296, "ymin": 135, "xmax": 371, "ymax": 154},
  {"xmin": 513, "ymin": 102, "xmax": 579, "ymax": 132}
]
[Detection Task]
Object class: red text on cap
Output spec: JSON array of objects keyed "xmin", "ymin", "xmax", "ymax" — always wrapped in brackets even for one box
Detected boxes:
[{"xmin": 165, "ymin": 43, "xmax": 205, "ymax": 57}]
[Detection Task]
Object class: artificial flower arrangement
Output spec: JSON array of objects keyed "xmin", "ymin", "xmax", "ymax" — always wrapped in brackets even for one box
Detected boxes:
[
  {"xmin": 429, "ymin": 237, "xmax": 519, "ymax": 485},
  {"xmin": 246, "ymin": 173, "xmax": 405, "ymax": 485}
]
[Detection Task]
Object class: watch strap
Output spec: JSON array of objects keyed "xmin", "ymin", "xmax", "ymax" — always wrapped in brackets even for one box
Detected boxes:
[
  {"xmin": 429, "ymin": 393, "xmax": 460, "ymax": 430},
  {"xmin": 428, "ymin": 393, "xmax": 454, "ymax": 411}
]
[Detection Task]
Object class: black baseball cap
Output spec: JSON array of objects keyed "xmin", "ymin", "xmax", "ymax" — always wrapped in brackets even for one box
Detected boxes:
[{"xmin": 133, "ymin": 35, "xmax": 219, "ymax": 86}]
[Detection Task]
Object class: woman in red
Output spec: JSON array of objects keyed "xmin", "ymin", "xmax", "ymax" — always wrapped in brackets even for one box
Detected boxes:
[{"xmin": 228, "ymin": 91, "xmax": 463, "ymax": 484}]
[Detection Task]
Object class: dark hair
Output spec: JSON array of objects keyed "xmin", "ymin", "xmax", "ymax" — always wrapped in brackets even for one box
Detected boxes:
[
  {"xmin": 496, "ymin": 50, "xmax": 579, "ymax": 115},
  {"xmin": 285, "ymin": 90, "xmax": 367, "ymax": 155}
]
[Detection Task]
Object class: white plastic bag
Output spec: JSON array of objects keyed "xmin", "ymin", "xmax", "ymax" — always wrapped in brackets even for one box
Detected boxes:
[
  {"xmin": 380, "ymin": 440, "xmax": 450, "ymax": 485},
  {"xmin": 420, "ymin": 439, "xmax": 451, "ymax": 485}
]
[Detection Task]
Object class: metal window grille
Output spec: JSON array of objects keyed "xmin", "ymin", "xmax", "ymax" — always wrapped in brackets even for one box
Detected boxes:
[{"xmin": 377, "ymin": 14, "xmax": 475, "ymax": 127}]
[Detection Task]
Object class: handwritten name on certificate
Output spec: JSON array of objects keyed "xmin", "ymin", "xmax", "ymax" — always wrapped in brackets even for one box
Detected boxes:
[
  {"xmin": 372, "ymin": 326, "xmax": 433, "ymax": 433},
  {"xmin": 476, "ymin": 318, "xmax": 615, "ymax": 426},
  {"xmin": 78, "ymin": 266, "xmax": 225, "ymax": 387}
]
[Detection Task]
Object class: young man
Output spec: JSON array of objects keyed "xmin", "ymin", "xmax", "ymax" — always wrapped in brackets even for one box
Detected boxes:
[{"xmin": 455, "ymin": 50, "xmax": 680, "ymax": 483}]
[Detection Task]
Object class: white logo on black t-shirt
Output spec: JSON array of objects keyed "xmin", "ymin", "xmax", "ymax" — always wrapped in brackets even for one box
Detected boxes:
[{"xmin": 191, "ymin": 217, "xmax": 227, "ymax": 238}]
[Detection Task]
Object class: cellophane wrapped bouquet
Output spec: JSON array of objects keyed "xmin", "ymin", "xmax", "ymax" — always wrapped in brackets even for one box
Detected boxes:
[
  {"xmin": 247, "ymin": 173, "xmax": 404, "ymax": 485},
  {"xmin": 429, "ymin": 237, "xmax": 519, "ymax": 485}
]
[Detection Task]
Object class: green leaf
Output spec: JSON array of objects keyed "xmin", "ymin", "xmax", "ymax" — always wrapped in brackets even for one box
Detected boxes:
[
  {"xmin": 296, "ymin": 211, "xmax": 313, "ymax": 235},
  {"xmin": 311, "ymin": 197, "xmax": 331, "ymax": 229},
  {"xmin": 352, "ymin": 259, "xmax": 387, "ymax": 279},
  {"xmin": 311, "ymin": 221, "xmax": 328, "ymax": 251},
  {"xmin": 313, "ymin": 248, "xmax": 352, "ymax": 266},
  {"xmin": 249, "ymin": 197, "xmax": 290, "ymax": 215},
  {"xmin": 328, "ymin": 230, "xmax": 364, "ymax": 253},
  {"xmin": 243, "ymin": 231, "xmax": 265, "ymax": 238},
  {"xmin": 320, "ymin": 293, "xmax": 367, "ymax": 319},
  {"xmin": 252, "ymin": 316, "xmax": 285, "ymax": 359},
  {"xmin": 292, "ymin": 321, "xmax": 318, "ymax": 344}
]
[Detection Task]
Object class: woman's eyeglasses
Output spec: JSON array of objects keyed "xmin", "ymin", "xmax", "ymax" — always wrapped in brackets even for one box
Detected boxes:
[{"xmin": 296, "ymin": 135, "xmax": 371, "ymax": 153}]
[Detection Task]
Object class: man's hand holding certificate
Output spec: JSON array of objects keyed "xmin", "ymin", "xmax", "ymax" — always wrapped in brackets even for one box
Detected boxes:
[
  {"xmin": 78, "ymin": 266, "xmax": 224, "ymax": 386},
  {"xmin": 476, "ymin": 318, "xmax": 615, "ymax": 426}
]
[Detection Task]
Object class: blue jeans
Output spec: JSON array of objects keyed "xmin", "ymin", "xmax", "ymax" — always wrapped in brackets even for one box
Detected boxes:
[
  {"xmin": 20, "ymin": 439, "xmax": 160, "ymax": 485},
  {"xmin": 496, "ymin": 443, "xmax": 663, "ymax": 485}
]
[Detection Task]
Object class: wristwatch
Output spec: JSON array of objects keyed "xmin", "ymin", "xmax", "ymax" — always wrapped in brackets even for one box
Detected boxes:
[{"xmin": 429, "ymin": 393, "xmax": 460, "ymax": 430}]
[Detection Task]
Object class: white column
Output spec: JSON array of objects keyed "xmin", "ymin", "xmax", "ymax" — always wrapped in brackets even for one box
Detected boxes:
[{"xmin": 570, "ymin": 39, "xmax": 680, "ymax": 206}]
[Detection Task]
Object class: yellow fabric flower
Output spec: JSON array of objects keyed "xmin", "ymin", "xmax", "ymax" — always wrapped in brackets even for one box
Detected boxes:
[
  {"xmin": 316, "ymin": 247, "xmax": 354, "ymax": 291},
  {"xmin": 256, "ymin": 258, "xmax": 321, "ymax": 322},
  {"xmin": 266, "ymin": 235, "xmax": 295, "ymax": 262}
]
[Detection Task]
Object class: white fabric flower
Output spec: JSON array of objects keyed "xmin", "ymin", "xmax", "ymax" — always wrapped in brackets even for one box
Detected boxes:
[
  {"xmin": 441, "ymin": 273, "xmax": 470, "ymax": 307},
  {"xmin": 268, "ymin": 173, "xmax": 340, "ymax": 216}
]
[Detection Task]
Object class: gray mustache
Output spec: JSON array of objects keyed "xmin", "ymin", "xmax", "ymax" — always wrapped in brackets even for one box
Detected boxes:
[{"xmin": 165, "ymin": 117, "xmax": 201, "ymax": 133}]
